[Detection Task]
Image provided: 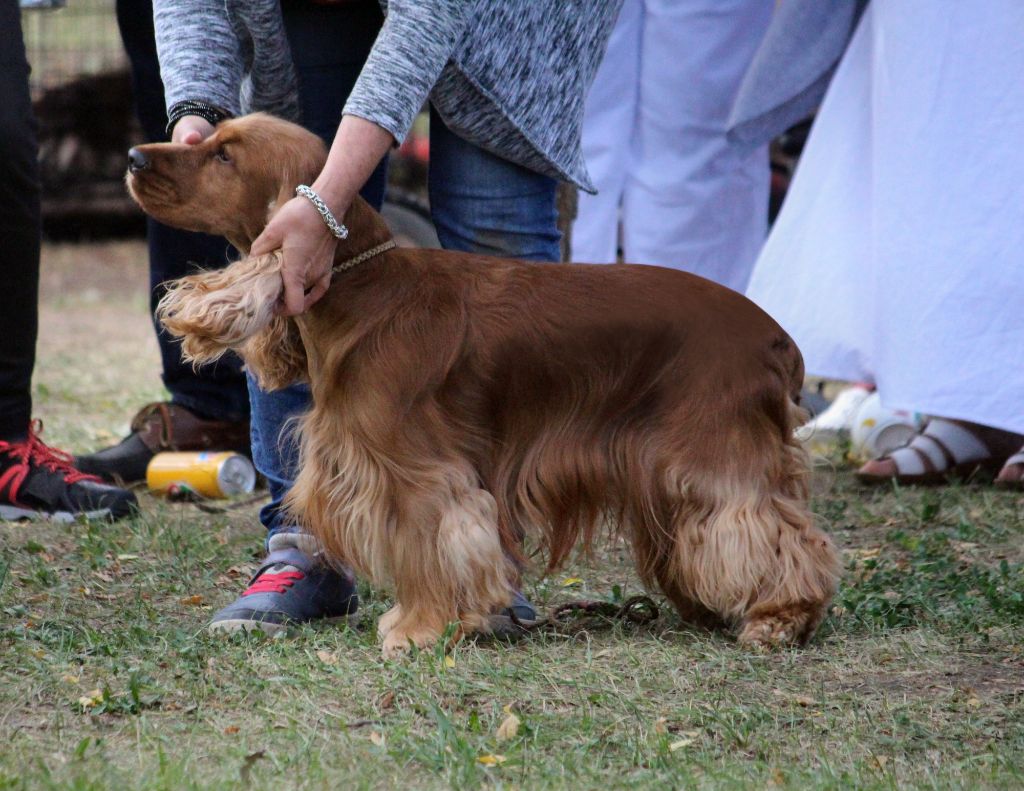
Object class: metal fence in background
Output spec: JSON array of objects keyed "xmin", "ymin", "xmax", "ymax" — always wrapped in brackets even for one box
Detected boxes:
[{"xmin": 21, "ymin": 0, "xmax": 126, "ymax": 99}]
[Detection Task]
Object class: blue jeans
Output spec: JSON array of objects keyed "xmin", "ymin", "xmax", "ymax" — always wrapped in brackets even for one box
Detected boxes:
[{"xmin": 253, "ymin": 107, "xmax": 561, "ymax": 536}]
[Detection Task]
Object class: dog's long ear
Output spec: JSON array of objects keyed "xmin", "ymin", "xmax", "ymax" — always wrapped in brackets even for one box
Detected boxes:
[
  {"xmin": 240, "ymin": 316, "xmax": 308, "ymax": 392},
  {"xmin": 157, "ymin": 251, "xmax": 308, "ymax": 391},
  {"xmin": 157, "ymin": 252, "xmax": 285, "ymax": 365}
]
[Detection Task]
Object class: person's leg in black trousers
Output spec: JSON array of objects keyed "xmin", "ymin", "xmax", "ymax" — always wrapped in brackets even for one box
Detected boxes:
[
  {"xmin": 75, "ymin": 0, "xmax": 251, "ymax": 483},
  {"xmin": 0, "ymin": 0, "xmax": 135, "ymax": 520},
  {"xmin": 0, "ymin": 0, "xmax": 40, "ymax": 443}
]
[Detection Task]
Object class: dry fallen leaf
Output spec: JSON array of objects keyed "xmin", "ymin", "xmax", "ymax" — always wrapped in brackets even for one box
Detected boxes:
[
  {"xmin": 477, "ymin": 754, "xmax": 507, "ymax": 767},
  {"xmin": 369, "ymin": 731, "xmax": 386, "ymax": 747},
  {"xmin": 316, "ymin": 650, "xmax": 338, "ymax": 666},
  {"xmin": 179, "ymin": 595, "xmax": 204, "ymax": 606},
  {"xmin": 378, "ymin": 690, "xmax": 396, "ymax": 711},
  {"xmin": 561, "ymin": 577, "xmax": 583, "ymax": 587},
  {"xmin": 496, "ymin": 712, "xmax": 520, "ymax": 742},
  {"xmin": 224, "ymin": 725, "xmax": 240, "ymax": 735},
  {"xmin": 77, "ymin": 689, "xmax": 103, "ymax": 709},
  {"xmin": 669, "ymin": 737, "xmax": 694, "ymax": 751},
  {"xmin": 654, "ymin": 717, "xmax": 668, "ymax": 735},
  {"xmin": 116, "ymin": 554, "xmax": 139, "ymax": 561},
  {"xmin": 443, "ymin": 656, "xmax": 456, "ymax": 669}
]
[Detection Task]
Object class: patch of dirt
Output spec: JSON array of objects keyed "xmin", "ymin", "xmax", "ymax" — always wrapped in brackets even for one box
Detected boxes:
[
  {"xmin": 35, "ymin": 240, "xmax": 164, "ymax": 451},
  {"xmin": 839, "ymin": 653, "xmax": 1024, "ymax": 700},
  {"xmin": 39, "ymin": 239, "xmax": 149, "ymax": 300}
]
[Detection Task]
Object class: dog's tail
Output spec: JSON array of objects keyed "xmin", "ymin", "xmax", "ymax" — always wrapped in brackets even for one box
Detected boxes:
[{"xmin": 156, "ymin": 251, "xmax": 284, "ymax": 365}]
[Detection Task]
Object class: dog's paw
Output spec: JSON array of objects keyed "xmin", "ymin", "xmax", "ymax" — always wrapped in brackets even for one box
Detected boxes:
[
  {"xmin": 381, "ymin": 623, "xmax": 445, "ymax": 659},
  {"xmin": 737, "ymin": 616, "xmax": 795, "ymax": 650},
  {"xmin": 376, "ymin": 605, "xmax": 402, "ymax": 640},
  {"xmin": 741, "ymin": 598, "xmax": 827, "ymax": 647},
  {"xmin": 737, "ymin": 602, "xmax": 823, "ymax": 649}
]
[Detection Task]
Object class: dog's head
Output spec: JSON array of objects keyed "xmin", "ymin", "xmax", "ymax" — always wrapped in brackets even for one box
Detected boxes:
[
  {"xmin": 139, "ymin": 114, "xmax": 328, "ymax": 390},
  {"xmin": 126, "ymin": 113, "xmax": 327, "ymax": 250}
]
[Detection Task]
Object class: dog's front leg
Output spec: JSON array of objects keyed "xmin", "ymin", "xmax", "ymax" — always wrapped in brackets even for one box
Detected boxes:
[
  {"xmin": 291, "ymin": 438, "xmax": 516, "ymax": 657},
  {"xmin": 381, "ymin": 469, "xmax": 516, "ymax": 658}
]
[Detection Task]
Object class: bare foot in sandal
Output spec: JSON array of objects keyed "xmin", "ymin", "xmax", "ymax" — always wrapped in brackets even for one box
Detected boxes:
[
  {"xmin": 857, "ymin": 418, "xmax": 1023, "ymax": 485},
  {"xmin": 995, "ymin": 444, "xmax": 1024, "ymax": 489}
]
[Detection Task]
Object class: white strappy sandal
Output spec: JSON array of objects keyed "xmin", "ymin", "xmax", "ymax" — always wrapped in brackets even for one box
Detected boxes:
[{"xmin": 856, "ymin": 418, "xmax": 1010, "ymax": 486}]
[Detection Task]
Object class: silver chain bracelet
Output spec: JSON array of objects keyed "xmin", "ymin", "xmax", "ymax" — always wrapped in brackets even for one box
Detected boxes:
[{"xmin": 295, "ymin": 184, "xmax": 349, "ymax": 240}]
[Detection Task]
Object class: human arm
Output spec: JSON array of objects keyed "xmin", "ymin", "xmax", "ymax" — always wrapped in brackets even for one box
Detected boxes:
[
  {"xmin": 152, "ymin": 0, "xmax": 245, "ymax": 123},
  {"xmin": 250, "ymin": 115, "xmax": 394, "ymax": 315},
  {"xmin": 341, "ymin": 0, "xmax": 475, "ymax": 145},
  {"xmin": 252, "ymin": 0, "xmax": 478, "ymax": 316}
]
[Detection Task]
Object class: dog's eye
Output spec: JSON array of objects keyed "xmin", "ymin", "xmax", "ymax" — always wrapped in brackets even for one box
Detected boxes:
[{"xmin": 215, "ymin": 147, "xmax": 231, "ymax": 164}]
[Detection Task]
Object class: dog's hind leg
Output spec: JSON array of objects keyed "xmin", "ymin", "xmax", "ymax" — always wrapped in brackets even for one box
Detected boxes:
[
  {"xmin": 663, "ymin": 425, "xmax": 839, "ymax": 648},
  {"xmin": 630, "ymin": 518, "xmax": 724, "ymax": 632}
]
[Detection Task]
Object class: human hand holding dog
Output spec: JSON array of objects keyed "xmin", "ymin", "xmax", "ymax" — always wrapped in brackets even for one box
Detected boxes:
[
  {"xmin": 251, "ymin": 115, "xmax": 394, "ymax": 316},
  {"xmin": 171, "ymin": 114, "xmax": 215, "ymax": 145}
]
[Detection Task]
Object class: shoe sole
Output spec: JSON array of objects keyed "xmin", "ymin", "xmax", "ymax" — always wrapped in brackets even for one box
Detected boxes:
[
  {"xmin": 0, "ymin": 505, "xmax": 116, "ymax": 523},
  {"xmin": 208, "ymin": 612, "xmax": 359, "ymax": 637}
]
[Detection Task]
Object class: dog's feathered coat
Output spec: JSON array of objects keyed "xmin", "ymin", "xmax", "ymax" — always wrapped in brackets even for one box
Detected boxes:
[{"xmin": 134, "ymin": 114, "xmax": 839, "ymax": 656}]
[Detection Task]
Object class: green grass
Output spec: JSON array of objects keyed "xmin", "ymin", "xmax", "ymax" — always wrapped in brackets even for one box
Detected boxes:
[{"xmin": 1, "ymin": 242, "xmax": 1022, "ymax": 789}]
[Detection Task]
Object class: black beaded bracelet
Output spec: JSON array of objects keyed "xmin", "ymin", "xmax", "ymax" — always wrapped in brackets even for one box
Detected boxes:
[{"xmin": 165, "ymin": 100, "xmax": 230, "ymax": 138}]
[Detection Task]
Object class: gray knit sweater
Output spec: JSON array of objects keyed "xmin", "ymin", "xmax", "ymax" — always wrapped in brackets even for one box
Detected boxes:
[{"xmin": 153, "ymin": 0, "xmax": 623, "ymax": 191}]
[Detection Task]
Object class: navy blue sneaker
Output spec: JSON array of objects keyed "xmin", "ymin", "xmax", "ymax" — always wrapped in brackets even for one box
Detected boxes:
[
  {"xmin": 208, "ymin": 539, "xmax": 358, "ymax": 636},
  {"xmin": 486, "ymin": 589, "xmax": 539, "ymax": 635}
]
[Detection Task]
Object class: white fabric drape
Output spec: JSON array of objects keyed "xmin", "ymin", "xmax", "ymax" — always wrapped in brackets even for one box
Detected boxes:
[{"xmin": 746, "ymin": 0, "xmax": 1024, "ymax": 433}]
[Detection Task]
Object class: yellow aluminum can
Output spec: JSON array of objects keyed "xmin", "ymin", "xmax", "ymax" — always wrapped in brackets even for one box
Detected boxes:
[{"xmin": 146, "ymin": 451, "xmax": 256, "ymax": 498}]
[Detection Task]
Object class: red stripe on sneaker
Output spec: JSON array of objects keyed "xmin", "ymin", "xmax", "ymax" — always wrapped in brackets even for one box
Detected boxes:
[{"xmin": 242, "ymin": 571, "xmax": 305, "ymax": 596}]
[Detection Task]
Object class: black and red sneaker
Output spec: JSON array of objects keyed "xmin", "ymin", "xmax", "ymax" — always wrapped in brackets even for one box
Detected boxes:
[{"xmin": 0, "ymin": 421, "xmax": 137, "ymax": 522}]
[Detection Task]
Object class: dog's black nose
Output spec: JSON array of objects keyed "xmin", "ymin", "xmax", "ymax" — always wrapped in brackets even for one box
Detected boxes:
[{"xmin": 127, "ymin": 147, "xmax": 149, "ymax": 172}]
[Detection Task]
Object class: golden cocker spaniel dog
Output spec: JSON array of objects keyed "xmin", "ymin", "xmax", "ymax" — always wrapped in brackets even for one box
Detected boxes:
[{"xmin": 129, "ymin": 113, "xmax": 839, "ymax": 656}]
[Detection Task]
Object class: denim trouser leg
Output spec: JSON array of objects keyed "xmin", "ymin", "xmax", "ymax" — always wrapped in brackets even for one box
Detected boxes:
[
  {"xmin": 249, "ymin": 377, "xmax": 309, "ymax": 536},
  {"xmin": 428, "ymin": 106, "xmax": 562, "ymax": 264},
  {"xmin": 252, "ymin": 0, "xmax": 387, "ymax": 537}
]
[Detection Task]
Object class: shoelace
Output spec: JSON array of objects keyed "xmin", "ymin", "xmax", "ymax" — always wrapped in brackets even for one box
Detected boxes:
[
  {"xmin": 242, "ymin": 570, "xmax": 305, "ymax": 596},
  {"xmin": 0, "ymin": 420, "xmax": 101, "ymax": 487}
]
